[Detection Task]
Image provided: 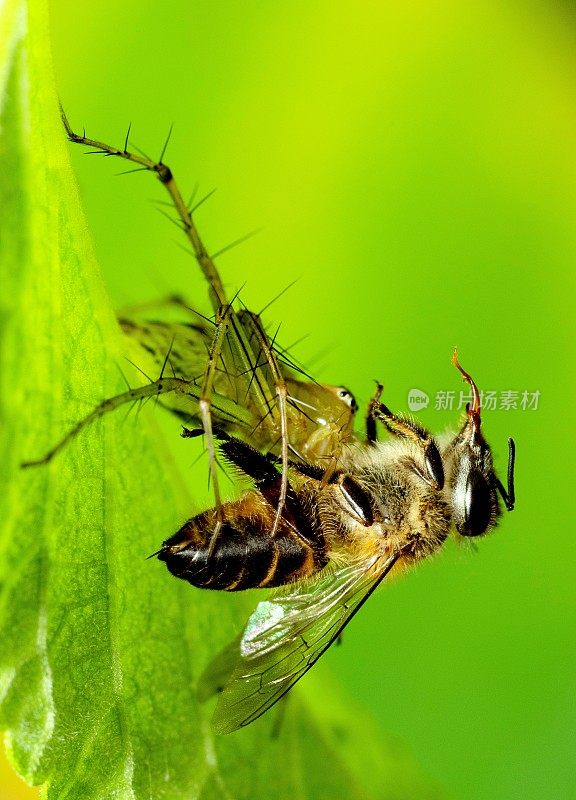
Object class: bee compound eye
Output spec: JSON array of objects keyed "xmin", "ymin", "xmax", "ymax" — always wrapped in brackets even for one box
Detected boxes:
[
  {"xmin": 424, "ymin": 441, "xmax": 444, "ymax": 490},
  {"xmin": 460, "ymin": 472, "xmax": 493, "ymax": 537}
]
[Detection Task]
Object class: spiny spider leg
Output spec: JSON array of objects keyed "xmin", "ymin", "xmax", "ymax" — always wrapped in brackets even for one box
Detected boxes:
[
  {"xmin": 198, "ymin": 302, "xmax": 235, "ymax": 551},
  {"xmin": 118, "ymin": 293, "xmax": 210, "ymax": 322},
  {"xmin": 22, "ymin": 377, "xmax": 194, "ymax": 467},
  {"xmin": 58, "ymin": 112, "xmax": 296, "ymax": 540},
  {"xmin": 61, "ymin": 111, "xmax": 236, "ymax": 517},
  {"xmin": 61, "ymin": 108, "xmax": 226, "ymax": 311},
  {"xmin": 235, "ymin": 311, "xmax": 289, "ymax": 536}
]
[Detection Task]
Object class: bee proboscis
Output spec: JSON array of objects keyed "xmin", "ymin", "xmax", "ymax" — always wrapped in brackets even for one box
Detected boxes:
[{"xmin": 24, "ymin": 111, "xmax": 516, "ymax": 734}]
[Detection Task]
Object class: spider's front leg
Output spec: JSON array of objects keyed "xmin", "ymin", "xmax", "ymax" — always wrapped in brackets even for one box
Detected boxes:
[{"xmin": 61, "ymin": 108, "xmax": 227, "ymax": 311}]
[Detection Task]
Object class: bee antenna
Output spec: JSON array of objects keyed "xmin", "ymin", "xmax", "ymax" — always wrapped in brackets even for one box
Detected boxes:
[
  {"xmin": 452, "ymin": 348, "xmax": 481, "ymax": 432},
  {"xmin": 505, "ymin": 437, "xmax": 516, "ymax": 510},
  {"xmin": 494, "ymin": 438, "xmax": 516, "ymax": 512}
]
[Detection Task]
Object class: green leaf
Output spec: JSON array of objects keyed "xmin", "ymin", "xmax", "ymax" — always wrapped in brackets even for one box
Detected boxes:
[{"xmin": 0, "ymin": 2, "xmax": 444, "ymax": 798}]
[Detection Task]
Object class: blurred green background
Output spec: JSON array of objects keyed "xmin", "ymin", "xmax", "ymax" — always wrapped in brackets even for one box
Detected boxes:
[{"xmin": 4, "ymin": 0, "xmax": 575, "ymax": 797}]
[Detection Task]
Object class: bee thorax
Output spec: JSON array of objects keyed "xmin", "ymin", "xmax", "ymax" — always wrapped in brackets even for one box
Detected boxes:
[{"xmin": 333, "ymin": 442, "xmax": 452, "ymax": 562}]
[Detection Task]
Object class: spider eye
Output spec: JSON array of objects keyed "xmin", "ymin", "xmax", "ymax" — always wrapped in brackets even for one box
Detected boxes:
[
  {"xmin": 460, "ymin": 472, "xmax": 493, "ymax": 537},
  {"xmin": 336, "ymin": 387, "xmax": 358, "ymax": 412}
]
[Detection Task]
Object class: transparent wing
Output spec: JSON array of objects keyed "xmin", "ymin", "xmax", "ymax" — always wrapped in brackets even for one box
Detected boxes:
[{"xmin": 208, "ymin": 550, "xmax": 399, "ymax": 734}]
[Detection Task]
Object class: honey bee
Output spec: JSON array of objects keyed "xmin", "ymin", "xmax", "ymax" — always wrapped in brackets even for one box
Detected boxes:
[
  {"xmin": 161, "ymin": 361, "xmax": 515, "ymax": 733},
  {"xmin": 25, "ymin": 111, "xmax": 516, "ymax": 735}
]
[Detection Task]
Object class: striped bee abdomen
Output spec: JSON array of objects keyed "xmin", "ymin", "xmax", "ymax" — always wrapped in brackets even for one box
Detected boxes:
[{"xmin": 158, "ymin": 491, "xmax": 327, "ymax": 591}]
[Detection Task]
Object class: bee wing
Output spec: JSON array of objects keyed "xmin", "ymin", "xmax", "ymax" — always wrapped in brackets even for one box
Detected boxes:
[
  {"xmin": 209, "ymin": 551, "xmax": 399, "ymax": 734},
  {"xmin": 196, "ymin": 635, "xmax": 242, "ymax": 703}
]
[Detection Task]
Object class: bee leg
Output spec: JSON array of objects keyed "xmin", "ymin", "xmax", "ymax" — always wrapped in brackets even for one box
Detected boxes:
[
  {"xmin": 217, "ymin": 435, "xmax": 322, "ymax": 547},
  {"xmin": 283, "ymin": 458, "xmax": 374, "ymax": 527},
  {"xmin": 217, "ymin": 433, "xmax": 279, "ymax": 484},
  {"xmin": 369, "ymin": 389, "xmax": 444, "ymax": 490},
  {"xmin": 21, "ymin": 376, "xmax": 195, "ymax": 467},
  {"xmin": 61, "ymin": 108, "xmax": 227, "ymax": 311},
  {"xmin": 366, "ymin": 382, "xmax": 383, "ymax": 444}
]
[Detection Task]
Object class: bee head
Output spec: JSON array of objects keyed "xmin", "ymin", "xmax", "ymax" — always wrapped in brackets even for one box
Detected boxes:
[{"xmin": 444, "ymin": 352, "xmax": 515, "ymax": 538}]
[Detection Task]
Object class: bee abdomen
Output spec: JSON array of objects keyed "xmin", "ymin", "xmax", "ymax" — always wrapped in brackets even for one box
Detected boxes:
[{"xmin": 158, "ymin": 499, "xmax": 327, "ymax": 591}]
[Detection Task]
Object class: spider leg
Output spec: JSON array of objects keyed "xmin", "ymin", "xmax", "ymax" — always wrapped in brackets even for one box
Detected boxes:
[
  {"xmin": 22, "ymin": 376, "xmax": 194, "ymax": 467},
  {"xmin": 235, "ymin": 310, "xmax": 289, "ymax": 537},
  {"xmin": 61, "ymin": 108, "xmax": 226, "ymax": 311},
  {"xmin": 198, "ymin": 303, "xmax": 234, "ymax": 531}
]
